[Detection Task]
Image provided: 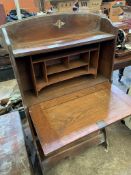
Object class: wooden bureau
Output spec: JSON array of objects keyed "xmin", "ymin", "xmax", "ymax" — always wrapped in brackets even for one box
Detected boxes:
[{"xmin": 1, "ymin": 13, "xmax": 131, "ymax": 173}]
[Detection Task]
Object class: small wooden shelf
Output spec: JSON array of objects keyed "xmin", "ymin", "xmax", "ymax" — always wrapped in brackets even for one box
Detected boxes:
[
  {"xmin": 30, "ymin": 45, "xmax": 99, "ymax": 95},
  {"xmin": 36, "ymin": 79, "xmax": 47, "ymax": 91},
  {"xmin": 70, "ymin": 59, "xmax": 88, "ymax": 69},
  {"xmin": 35, "ymin": 67, "xmax": 97, "ymax": 92},
  {"xmin": 32, "ymin": 45, "xmax": 99, "ymax": 64},
  {"xmin": 48, "ymin": 67, "xmax": 88, "ymax": 84},
  {"xmin": 88, "ymin": 67, "xmax": 97, "ymax": 74},
  {"xmin": 47, "ymin": 60, "xmax": 88, "ymax": 75}
]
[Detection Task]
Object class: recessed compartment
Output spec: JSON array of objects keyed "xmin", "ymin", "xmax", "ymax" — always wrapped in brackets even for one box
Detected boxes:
[
  {"xmin": 89, "ymin": 49, "xmax": 99, "ymax": 76},
  {"xmin": 31, "ymin": 62, "xmax": 48, "ymax": 92},
  {"xmin": 69, "ymin": 52, "xmax": 89, "ymax": 69},
  {"xmin": 48, "ymin": 67, "xmax": 89, "ymax": 84},
  {"xmin": 30, "ymin": 45, "xmax": 100, "ymax": 95},
  {"xmin": 46, "ymin": 57, "xmax": 69, "ymax": 75}
]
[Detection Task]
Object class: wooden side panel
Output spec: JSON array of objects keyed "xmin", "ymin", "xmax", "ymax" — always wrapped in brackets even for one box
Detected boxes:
[
  {"xmin": 98, "ymin": 39, "xmax": 115, "ymax": 79},
  {"xmin": 1, "ymin": 13, "xmax": 116, "ymax": 57},
  {"xmin": 15, "ymin": 58, "xmax": 33, "ymax": 91},
  {"xmin": 5, "ymin": 13, "xmax": 101, "ymax": 45},
  {"xmin": 100, "ymin": 17, "xmax": 118, "ymax": 36}
]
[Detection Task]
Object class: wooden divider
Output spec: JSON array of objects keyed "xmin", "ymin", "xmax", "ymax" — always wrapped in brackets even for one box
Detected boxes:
[{"xmin": 30, "ymin": 45, "xmax": 100, "ymax": 95}]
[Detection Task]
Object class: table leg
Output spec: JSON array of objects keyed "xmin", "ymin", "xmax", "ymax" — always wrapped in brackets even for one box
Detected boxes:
[
  {"xmin": 102, "ymin": 128, "xmax": 109, "ymax": 152},
  {"xmin": 118, "ymin": 68, "xmax": 125, "ymax": 82}
]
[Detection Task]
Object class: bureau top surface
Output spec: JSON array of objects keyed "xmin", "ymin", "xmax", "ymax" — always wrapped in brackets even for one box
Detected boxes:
[
  {"xmin": 12, "ymin": 31, "xmax": 115, "ymax": 57},
  {"xmin": 29, "ymin": 82, "xmax": 131, "ymax": 156},
  {"xmin": 1, "ymin": 13, "xmax": 116, "ymax": 57}
]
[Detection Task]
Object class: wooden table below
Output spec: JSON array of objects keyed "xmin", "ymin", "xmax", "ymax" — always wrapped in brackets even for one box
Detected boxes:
[{"xmin": 114, "ymin": 52, "xmax": 131, "ymax": 81}]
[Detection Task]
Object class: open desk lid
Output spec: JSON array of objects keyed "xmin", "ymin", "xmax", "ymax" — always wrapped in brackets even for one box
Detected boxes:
[{"xmin": 29, "ymin": 82, "xmax": 131, "ymax": 156}]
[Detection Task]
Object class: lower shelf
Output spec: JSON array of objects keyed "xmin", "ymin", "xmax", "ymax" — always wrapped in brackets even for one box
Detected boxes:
[
  {"xmin": 48, "ymin": 67, "xmax": 89, "ymax": 84},
  {"xmin": 36, "ymin": 79, "xmax": 47, "ymax": 91},
  {"xmin": 36, "ymin": 67, "xmax": 96, "ymax": 92},
  {"xmin": 47, "ymin": 60, "xmax": 88, "ymax": 75},
  {"xmin": 24, "ymin": 75, "xmax": 108, "ymax": 106}
]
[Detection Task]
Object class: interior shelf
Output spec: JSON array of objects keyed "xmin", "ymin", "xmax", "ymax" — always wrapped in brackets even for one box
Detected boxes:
[
  {"xmin": 30, "ymin": 45, "xmax": 100, "ymax": 95},
  {"xmin": 47, "ymin": 59, "xmax": 89, "ymax": 75},
  {"xmin": 32, "ymin": 45, "xmax": 99, "ymax": 63},
  {"xmin": 70, "ymin": 59, "xmax": 88, "ymax": 69},
  {"xmin": 48, "ymin": 67, "xmax": 89, "ymax": 84},
  {"xmin": 35, "ymin": 67, "xmax": 97, "ymax": 92},
  {"xmin": 36, "ymin": 79, "xmax": 48, "ymax": 91}
]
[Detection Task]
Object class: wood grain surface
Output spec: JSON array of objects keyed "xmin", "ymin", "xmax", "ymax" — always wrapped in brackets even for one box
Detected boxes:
[
  {"xmin": 29, "ymin": 83, "xmax": 131, "ymax": 156},
  {"xmin": 2, "ymin": 13, "xmax": 116, "ymax": 57},
  {"xmin": 1, "ymin": 13, "xmax": 117, "ymax": 101},
  {"xmin": 13, "ymin": 32, "xmax": 114, "ymax": 57},
  {"xmin": 24, "ymin": 75, "xmax": 108, "ymax": 107}
]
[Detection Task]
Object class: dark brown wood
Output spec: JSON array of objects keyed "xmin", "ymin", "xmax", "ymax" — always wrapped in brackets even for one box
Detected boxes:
[
  {"xmin": 1, "ymin": 13, "xmax": 118, "ymax": 97},
  {"xmin": 113, "ymin": 49, "xmax": 131, "ymax": 81},
  {"xmin": 29, "ymin": 46, "xmax": 100, "ymax": 94},
  {"xmin": 115, "ymin": 49, "xmax": 131, "ymax": 58},
  {"xmin": 3, "ymin": 13, "xmax": 116, "ymax": 57},
  {"xmin": 2, "ymin": 13, "xmax": 131, "ymax": 173},
  {"xmin": 0, "ymin": 112, "xmax": 32, "ymax": 175},
  {"xmin": 114, "ymin": 52, "xmax": 131, "ymax": 70}
]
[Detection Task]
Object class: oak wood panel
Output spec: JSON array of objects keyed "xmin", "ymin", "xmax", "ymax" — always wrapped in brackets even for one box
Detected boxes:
[
  {"xmin": 29, "ymin": 84, "xmax": 131, "ymax": 156},
  {"xmin": 98, "ymin": 39, "xmax": 115, "ymax": 79},
  {"xmin": 13, "ymin": 32, "xmax": 115, "ymax": 57},
  {"xmin": 4, "ymin": 13, "xmax": 109, "ymax": 57},
  {"xmin": 38, "ymin": 82, "xmax": 110, "ymax": 111},
  {"xmin": 1, "ymin": 13, "xmax": 128, "ymax": 172},
  {"xmin": 30, "ymin": 56, "xmax": 38, "ymax": 96},
  {"xmin": 6, "ymin": 13, "xmax": 101, "ymax": 42},
  {"xmin": 24, "ymin": 75, "xmax": 108, "ymax": 107},
  {"xmin": 30, "ymin": 46, "xmax": 100, "ymax": 95},
  {"xmin": 1, "ymin": 13, "xmax": 117, "ymax": 99},
  {"xmin": 32, "ymin": 45, "xmax": 98, "ymax": 63},
  {"xmin": 47, "ymin": 60, "xmax": 88, "ymax": 75}
]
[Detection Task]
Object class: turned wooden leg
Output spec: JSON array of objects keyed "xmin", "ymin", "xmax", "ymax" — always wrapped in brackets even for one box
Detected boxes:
[{"xmin": 118, "ymin": 68, "xmax": 125, "ymax": 82}]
